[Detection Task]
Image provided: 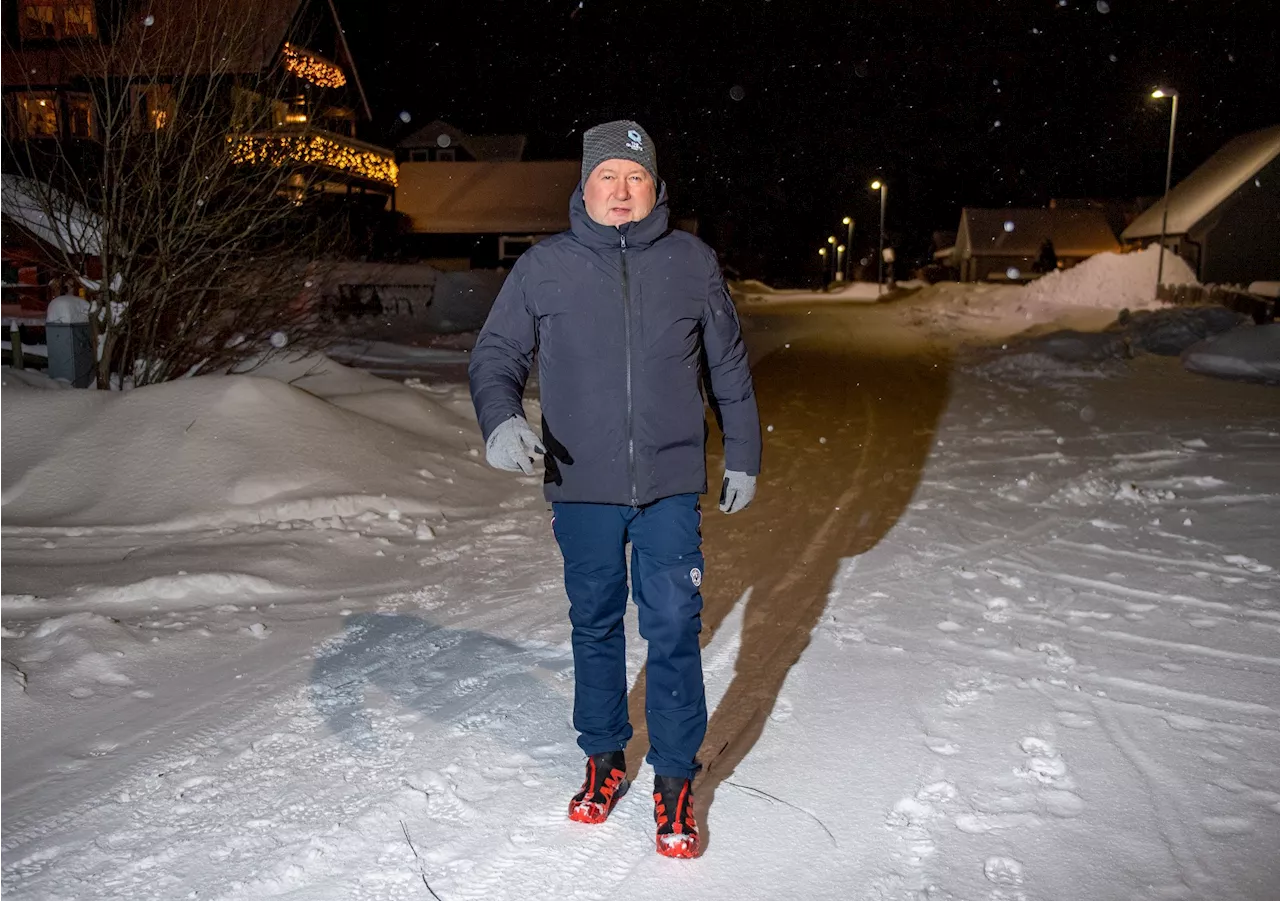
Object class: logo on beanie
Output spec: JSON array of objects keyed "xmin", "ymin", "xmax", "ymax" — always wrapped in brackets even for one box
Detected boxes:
[
  {"xmin": 626, "ymin": 129, "xmax": 643, "ymax": 152},
  {"xmin": 690, "ymin": 567, "xmax": 702, "ymax": 587}
]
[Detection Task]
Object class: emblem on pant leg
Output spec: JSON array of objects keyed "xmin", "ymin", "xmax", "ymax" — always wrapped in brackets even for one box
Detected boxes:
[{"xmin": 690, "ymin": 568, "xmax": 702, "ymax": 587}]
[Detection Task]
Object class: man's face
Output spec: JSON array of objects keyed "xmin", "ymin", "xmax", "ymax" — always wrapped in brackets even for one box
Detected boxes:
[{"xmin": 583, "ymin": 158, "xmax": 657, "ymax": 227}]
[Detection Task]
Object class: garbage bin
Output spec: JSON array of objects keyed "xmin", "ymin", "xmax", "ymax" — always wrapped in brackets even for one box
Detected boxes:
[{"xmin": 46, "ymin": 294, "xmax": 94, "ymax": 388}]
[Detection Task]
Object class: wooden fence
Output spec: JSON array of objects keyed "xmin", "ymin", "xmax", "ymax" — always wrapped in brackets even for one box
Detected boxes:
[{"xmin": 1158, "ymin": 284, "xmax": 1276, "ymax": 324}]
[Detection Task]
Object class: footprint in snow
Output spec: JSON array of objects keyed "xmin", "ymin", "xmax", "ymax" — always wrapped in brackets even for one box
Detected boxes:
[
  {"xmin": 1223, "ymin": 554, "xmax": 1273, "ymax": 574},
  {"xmin": 984, "ymin": 855, "xmax": 1025, "ymax": 886}
]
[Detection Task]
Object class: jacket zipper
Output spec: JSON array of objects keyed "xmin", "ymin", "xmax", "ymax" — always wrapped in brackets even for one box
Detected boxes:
[{"xmin": 620, "ymin": 232, "xmax": 638, "ymax": 506}]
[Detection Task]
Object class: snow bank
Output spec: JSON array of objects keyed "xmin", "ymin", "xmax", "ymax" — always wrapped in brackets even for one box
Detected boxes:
[
  {"xmin": 1, "ymin": 355, "xmax": 504, "ymax": 532},
  {"xmin": 1182, "ymin": 323, "xmax": 1280, "ymax": 383},
  {"xmin": 732, "ymin": 280, "xmax": 884, "ymax": 305},
  {"xmin": 1018, "ymin": 245, "xmax": 1196, "ymax": 311}
]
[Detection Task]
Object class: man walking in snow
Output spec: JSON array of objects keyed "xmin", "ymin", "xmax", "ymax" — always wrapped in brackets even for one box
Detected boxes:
[{"xmin": 468, "ymin": 120, "xmax": 761, "ymax": 858}]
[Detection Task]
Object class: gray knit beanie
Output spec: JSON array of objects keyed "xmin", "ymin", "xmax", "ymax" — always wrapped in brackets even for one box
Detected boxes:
[{"xmin": 581, "ymin": 120, "xmax": 658, "ymax": 184}]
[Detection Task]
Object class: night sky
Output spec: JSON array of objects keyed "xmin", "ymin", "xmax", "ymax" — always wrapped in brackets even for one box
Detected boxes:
[{"xmin": 338, "ymin": 0, "xmax": 1280, "ymax": 283}]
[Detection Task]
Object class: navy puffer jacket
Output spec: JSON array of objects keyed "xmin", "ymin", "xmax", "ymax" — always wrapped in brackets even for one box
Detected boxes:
[{"xmin": 469, "ymin": 181, "xmax": 761, "ymax": 507}]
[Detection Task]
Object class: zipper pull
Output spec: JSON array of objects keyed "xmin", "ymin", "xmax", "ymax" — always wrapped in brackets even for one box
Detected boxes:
[{"xmin": 620, "ymin": 234, "xmax": 627, "ymax": 250}]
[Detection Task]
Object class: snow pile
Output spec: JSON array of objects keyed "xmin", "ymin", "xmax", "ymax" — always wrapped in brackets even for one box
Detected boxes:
[
  {"xmin": 1018, "ymin": 245, "xmax": 1196, "ymax": 311},
  {"xmin": 1183, "ymin": 322, "xmax": 1280, "ymax": 383},
  {"xmin": 1, "ymin": 355, "xmax": 503, "ymax": 532}
]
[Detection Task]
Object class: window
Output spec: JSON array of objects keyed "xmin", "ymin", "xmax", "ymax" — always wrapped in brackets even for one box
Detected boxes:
[
  {"xmin": 12, "ymin": 93, "xmax": 60, "ymax": 137},
  {"xmin": 499, "ymin": 235, "xmax": 544, "ymax": 260},
  {"xmin": 66, "ymin": 93, "xmax": 94, "ymax": 137},
  {"xmin": 409, "ymin": 149, "xmax": 429, "ymax": 162},
  {"xmin": 435, "ymin": 148, "xmax": 456, "ymax": 162},
  {"xmin": 20, "ymin": 2, "xmax": 56, "ymax": 38},
  {"xmin": 18, "ymin": 1, "xmax": 97, "ymax": 40},
  {"xmin": 131, "ymin": 84, "xmax": 174, "ymax": 131},
  {"xmin": 62, "ymin": 3, "xmax": 97, "ymax": 38}
]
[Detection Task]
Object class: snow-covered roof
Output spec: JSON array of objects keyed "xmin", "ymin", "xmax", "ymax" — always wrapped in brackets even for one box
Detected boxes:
[
  {"xmin": 1, "ymin": 174, "xmax": 102, "ymax": 256},
  {"xmin": 396, "ymin": 161, "xmax": 580, "ymax": 234},
  {"xmin": 954, "ymin": 208, "xmax": 1119, "ymax": 259},
  {"xmin": 1122, "ymin": 125, "xmax": 1280, "ymax": 240}
]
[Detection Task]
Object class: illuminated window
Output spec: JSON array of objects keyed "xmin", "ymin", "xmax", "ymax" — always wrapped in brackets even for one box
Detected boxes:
[
  {"xmin": 13, "ymin": 93, "xmax": 60, "ymax": 136},
  {"xmin": 20, "ymin": 2, "xmax": 57, "ymax": 38},
  {"xmin": 131, "ymin": 84, "xmax": 174, "ymax": 131},
  {"xmin": 18, "ymin": 1, "xmax": 97, "ymax": 39},
  {"xmin": 62, "ymin": 3, "xmax": 97, "ymax": 38},
  {"xmin": 66, "ymin": 93, "xmax": 94, "ymax": 137}
]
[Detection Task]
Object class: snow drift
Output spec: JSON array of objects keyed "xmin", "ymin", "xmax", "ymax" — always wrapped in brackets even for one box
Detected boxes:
[
  {"xmin": 1, "ymin": 356, "xmax": 502, "ymax": 532},
  {"xmin": 1018, "ymin": 245, "xmax": 1196, "ymax": 311},
  {"xmin": 1183, "ymin": 322, "xmax": 1280, "ymax": 383}
]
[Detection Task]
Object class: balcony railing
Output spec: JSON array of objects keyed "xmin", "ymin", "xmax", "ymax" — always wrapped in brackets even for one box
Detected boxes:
[{"xmin": 228, "ymin": 126, "xmax": 397, "ymax": 188}]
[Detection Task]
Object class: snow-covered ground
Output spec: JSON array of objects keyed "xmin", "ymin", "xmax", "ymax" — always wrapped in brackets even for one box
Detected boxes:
[{"xmin": 3, "ymin": 260, "xmax": 1279, "ymax": 900}]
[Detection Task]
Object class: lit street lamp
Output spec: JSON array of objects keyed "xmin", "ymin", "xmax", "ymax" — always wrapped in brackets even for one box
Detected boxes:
[
  {"xmin": 818, "ymin": 247, "xmax": 828, "ymax": 289},
  {"xmin": 841, "ymin": 216, "xmax": 854, "ymax": 280},
  {"xmin": 836, "ymin": 244, "xmax": 847, "ymax": 282},
  {"xmin": 1151, "ymin": 88, "xmax": 1179, "ymax": 299},
  {"xmin": 870, "ymin": 180, "xmax": 887, "ymax": 294},
  {"xmin": 827, "ymin": 235, "xmax": 837, "ymax": 284}
]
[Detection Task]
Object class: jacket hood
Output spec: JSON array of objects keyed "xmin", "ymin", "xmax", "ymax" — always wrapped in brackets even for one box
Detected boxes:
[{"xmin": 569, "ymin": 178, "xmax": 671, "ymax": 250}]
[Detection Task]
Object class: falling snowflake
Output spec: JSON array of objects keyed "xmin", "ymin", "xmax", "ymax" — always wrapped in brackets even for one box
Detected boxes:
[
  {"xmin": 729, "ymin": 85, "xmax": 745, "ymax": 101},
  {"xmin": 143, "ymin": 13, "xmax": 154, "ymax": 25},
  {"xmin": 1004, "ymin": 220, "xmax": 1015, "ymax": 232},
  {"xmin": 270, "ymin": 332, "xmax": 288, "ymax": 349},
  {"xmin": 1096, "ymin": 0, "xmax": 1110, "ymax": 11},
  {"xmin": 993, "ymin": 120, "xmax": 1002, "ymax": 128},
  {"xmin": 436, "ymin": 134, "xmax": 452, "ymax": 148},
  {"xmin": 1006, "ymin": 267, "xmax": 1021, "ymax": 279},
  {"xmin": 399, "ymin": 111, "xmax": 411, "ymax": 123}
]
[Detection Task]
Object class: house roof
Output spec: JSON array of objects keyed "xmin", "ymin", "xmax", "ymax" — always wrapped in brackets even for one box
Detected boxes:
[
  {"xmin": 1122, "ymin": 125, "xmax": 1280, "ymax": 240},
  {"xmin": 954, "ymin": 207, "xmax": 1119, "ymax": 259},
  {"xmin": 396, "ymin": 161, "xmax": 580, "ymax": 234},
  {"xmin": 398, "ymin": 121, "xmax": 527, "ymax": 161},
  {"xmin": 1, "ymin": 174, "xmax": 102, "ymax": 256}
]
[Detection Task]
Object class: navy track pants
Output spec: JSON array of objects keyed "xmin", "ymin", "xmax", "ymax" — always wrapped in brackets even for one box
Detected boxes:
[{"xmin": 552, "ymin": 494, "xmax": 706, "ymax": 780}]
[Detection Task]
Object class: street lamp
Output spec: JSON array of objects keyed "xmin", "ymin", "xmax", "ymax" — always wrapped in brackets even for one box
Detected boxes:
[
  {"xmin": 841, "ymin": 216, "xmax": 854, "ymax": 280},
  {"xmin": 836, "ymin": 244, "xmax": 847, "ymax": 281},
  {"xmin": 870, "ymin": 180, "xmax": 887, "ymax": 294},
  {"xmin": 827, "ymin": 235, "xmax": 837, "ymax": 284},
  {"xmin": 1151, "ymin": 88, "xmax": 1179, "ymax": 299}
]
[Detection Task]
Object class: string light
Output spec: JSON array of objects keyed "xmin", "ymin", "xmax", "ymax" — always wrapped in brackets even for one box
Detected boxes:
[
  {"xmin": 282, "ymin": 43, "xmax": 347, "ymax": 88},
  {"xmin": 229, "ymin": 132, "xmax": 398, "ymax": 186}
]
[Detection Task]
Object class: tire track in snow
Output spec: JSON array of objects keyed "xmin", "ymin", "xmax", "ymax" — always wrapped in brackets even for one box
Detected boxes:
[{"xmin": 1090, "ymin": 701, "xmax": 1215, "ymax": 892}]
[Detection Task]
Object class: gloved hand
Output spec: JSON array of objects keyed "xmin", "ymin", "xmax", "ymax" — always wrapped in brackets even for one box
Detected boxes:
[
  {"xmin": 485, "ymin": 416, "xmax": 544, "ymax": 475},
  {"xmin": 719, "ymin": 469, "xmax": 756, "ymax": 514}
]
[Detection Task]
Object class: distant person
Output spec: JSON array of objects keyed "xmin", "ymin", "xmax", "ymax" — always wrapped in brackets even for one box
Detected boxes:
[
  {"xmin": 468, "ymin": 120, "xmax": 762, "ymax": 858},
  {"xmin": 1036, "ymin": 237, "xmax": 1058, "ymax": 274}
]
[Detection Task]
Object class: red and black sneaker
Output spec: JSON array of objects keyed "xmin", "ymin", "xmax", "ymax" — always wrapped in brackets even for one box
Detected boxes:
[
  {"xmin": 568, "ymin": 750, "xmax": 629, "ymax": 824},
  {"xmin": 653, "ymin": 774, "xmax": 699, "ymax": 858}
]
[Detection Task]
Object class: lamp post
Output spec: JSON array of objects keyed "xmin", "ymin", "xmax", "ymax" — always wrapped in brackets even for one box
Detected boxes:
[
  {"xmin": 836, "ymin": 244, "xmax": 846, "ymax": 282},
  {"xmin": 841, "ymin": 216, "xmax": 854, "ymax": 280},
  {"xmin": 827, "ymin": 235, "xmax": 837, "ymax": 285},
  {"xmin": 871, "ymin": 180, "xmax": 887, "ymax": 294},
  {"xmin": 1151, "ymin": 88, "xmax": 1179, "ymax": 300},
  {"xmin": 818, "ymin": 247, "xmax": 828, "ymax": 290}
]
